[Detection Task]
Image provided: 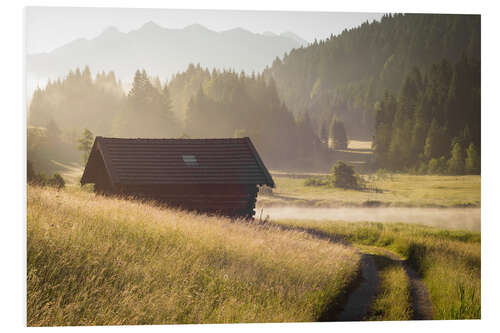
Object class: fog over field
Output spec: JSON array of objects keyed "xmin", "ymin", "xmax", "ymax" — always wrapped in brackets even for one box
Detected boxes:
[{"xmin": 264, "ymin": 207, "xmax": 481, "ymax": 232}]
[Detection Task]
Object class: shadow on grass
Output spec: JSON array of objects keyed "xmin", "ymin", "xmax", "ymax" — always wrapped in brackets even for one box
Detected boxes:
[{"xmin": 259, "ymin": 221, "xmax": 378, "ymax": 322}]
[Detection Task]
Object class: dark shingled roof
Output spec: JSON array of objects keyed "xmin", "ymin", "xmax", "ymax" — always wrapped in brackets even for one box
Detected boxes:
[{"xmin": 81, "ymin": 137, "xmax": 275, "ymax": 187}]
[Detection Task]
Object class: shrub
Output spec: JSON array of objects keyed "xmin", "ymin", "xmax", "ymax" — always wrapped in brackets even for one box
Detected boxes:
[
  {"xmin": 332, "ymin": 161, "xmax": 358, "ymax": 189},
  {"xmin": 33, "ymin": 173, "xmax": 49, "ymax": 186},
  {"xmin": 417, "ymin": 161, "xmax": 428, "ymax": 175},
  {"xmin": 428, "ymin": 156, "xmax": 447, "ymax": 174},
  {"xmin": 258, "ymin": 185, "xmax": 273, "ymax": 195},
  {"xmin": 407, "ymin": 166, "xmax": 418, "ymax": 175},
  {"xmin": 375, "ymin": 168, "xmax": 392, "ymax": 181},
  {"xmin": 27, "ymin": 160, "xmax": 65, "ymax": 189},
  {"xmin": 355, "ymin": 174, "xmax": 368, "ymax": 188},
  {"xmin": 304, "ymin": 176, "xmax": 330, "ymax": 187},
  {"xmin": 48, "ymin": 173, "xmax": 65, "ymax": 189}
]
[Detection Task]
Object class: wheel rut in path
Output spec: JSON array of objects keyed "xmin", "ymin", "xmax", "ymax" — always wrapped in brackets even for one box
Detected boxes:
[
  {"xmin": 374, "ymin": 248, "xmax": 434, "ymax": 320},
  {"xmin": 336, "ymin": 253, "xmax": 380, "ymax": 321}
]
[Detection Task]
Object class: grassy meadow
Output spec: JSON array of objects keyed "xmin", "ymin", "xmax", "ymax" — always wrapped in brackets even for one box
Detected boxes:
[
  {"xmin": 274, "ymin": 219, "xmax": 481, "ymax": 320},
  {"xmin": 27, "ymin": 185, "xmax": 361, "ymax": 326},
  {"xmin": 259, "ymin": 173, "xmax": 481, "ymax": 208}
]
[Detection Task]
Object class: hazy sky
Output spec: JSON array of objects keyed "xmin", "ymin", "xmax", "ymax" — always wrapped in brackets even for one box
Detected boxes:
[{"xmin": 25, "ymin": 7, "xmax": 383, "ymax": 54}]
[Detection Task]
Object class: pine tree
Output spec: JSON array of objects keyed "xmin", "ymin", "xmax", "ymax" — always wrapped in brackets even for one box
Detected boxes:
[
  {"xmin": 82, "ymin": 66, "xmax": 92, "ymax": 84},
  {"xmin": 447, "ymin": 142, "xmax": 465, "ymax": 175},
  {"xmin": 373, "ymin": 92, "xmax": 397, "ymax": 167},
  {"xmin": 465, "ymin": 142, "xmax": 480, "ymax": 174},
  {"xmin": 46, "ymin": 118, "xmax": 61, "ymax": 138},
  {"xmin": 28, "ymin": 87, "xmax": 49, "ymax": 127},
  {"xmin": 78, "ymin": 128, "xmax": 94, "ymax": 166},
  {"xmin": 329, "ymin": 117, "xmax": 348, "ymax": 150},
  {"xmin": 319, "ymin": 122, "xmax": 328, "ymax": 143},
  {"xmin": 296, "ymin": 112, "xmax": 318, "ymax": 159},
  {"xmin": 128, "ymin": 69, "xmax": 149, "ymax": 109},
  {"xmin": 424, "ymin": 119, "xmax": 447, "ymax": 160},
  {"xmin": 152, "ymin": 76, "xmax": 162, "ymax": 91},
  {"xmin": 388, "ymin": 111, "xmax": 412, "ymax": 170},
  {"xmin": 410, "ymin": 108, "xmax": 427, "ymax": 163},
  {"xmin": 161, "ymin": 84, "xmax": 172, "ymax": 112}
]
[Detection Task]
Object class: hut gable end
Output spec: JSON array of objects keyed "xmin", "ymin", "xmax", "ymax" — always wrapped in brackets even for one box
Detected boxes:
[{"xmin": 80, "ymin": 141, "xmax": 116, "ymax": 191}]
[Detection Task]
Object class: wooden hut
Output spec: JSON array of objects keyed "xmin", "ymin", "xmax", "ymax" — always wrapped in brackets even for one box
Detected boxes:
[{"xmin": 80, "ymin": 137, "xmax": 274, "ymax": 218}]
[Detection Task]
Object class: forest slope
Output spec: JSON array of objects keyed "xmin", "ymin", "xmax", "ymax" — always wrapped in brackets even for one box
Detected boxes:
[{"xmin": 265, "ymin": 14, "xmax": 480, "ymax": 139}]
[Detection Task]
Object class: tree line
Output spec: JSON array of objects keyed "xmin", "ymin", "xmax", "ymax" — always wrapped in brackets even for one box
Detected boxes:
[
  {"xmin": 28, "ymin": 65, "xmax": 330, "ymax": 172},
  {"xmin": 372, "ymin": 56, "xmax": 480, "ymax": 174}
]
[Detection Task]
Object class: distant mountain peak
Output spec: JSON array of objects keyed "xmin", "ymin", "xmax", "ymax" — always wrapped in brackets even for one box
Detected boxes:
[
  {"xmin": 139, "ymin": 21, "xmax": 163, "ymax": 32},
  {"xmin": 104, "ymin": 26, "xmax": 119, "ymax": 33},
  {"xmin": 221, "ymin": 27, "xmax": 253, "ymax": 36},
  {"xmin": 262, "ymin": 31, "xmax": 278, "ymax": 37},
  {"xmin": 228, "ymin": 27, "xmax": 248, "ymax": 33},
  {"xmin": 99, "ymin": 26, "xmax": 121, "ymax": 37},
  {"xmin": 183, "ymin": 23, "xmax": 210, "ymax": 32},
  {"xmin": 280, "ymin": 31, "xmax": 308, "ymax": 46}
]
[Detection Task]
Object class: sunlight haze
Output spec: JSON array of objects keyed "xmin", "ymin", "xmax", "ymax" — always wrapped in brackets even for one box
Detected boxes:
[{"xmin": 26, "ymin": 7, "xmax": 383, "ymax": 54}]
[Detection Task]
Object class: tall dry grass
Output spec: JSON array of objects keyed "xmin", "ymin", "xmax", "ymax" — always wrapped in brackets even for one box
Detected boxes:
[
  {"xmin": 367, "ymin": 255, "xmax": 412, "ymax": 321},
  {"xmin": 275, "ymin": 219, "xmax": 481, "ymax": 319},
  {"xmin": 27, "ymin": 185, "xmax": 360, "ymax": 326}
]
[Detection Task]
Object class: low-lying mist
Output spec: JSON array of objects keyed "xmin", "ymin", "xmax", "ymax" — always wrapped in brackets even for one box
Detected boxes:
[{"xmin": 261, "ymin": 207, "xmax": 481, "ymax": 232}]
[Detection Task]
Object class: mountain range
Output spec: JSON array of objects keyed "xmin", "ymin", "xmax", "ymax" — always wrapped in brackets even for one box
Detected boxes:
[{"xmin": 27, "ymin": 21, "xmax": 307, "ymax": 85}]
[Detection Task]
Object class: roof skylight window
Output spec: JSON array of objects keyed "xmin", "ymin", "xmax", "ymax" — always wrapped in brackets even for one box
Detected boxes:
[{"xmin": 182, "ymin": 155, "xmax": 199, "ymax": 167}]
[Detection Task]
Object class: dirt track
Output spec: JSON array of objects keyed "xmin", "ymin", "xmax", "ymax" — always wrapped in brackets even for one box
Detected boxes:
[
  {"xmin": 374, "ymin": 248, "xmax": 433, "ymax": 320},
  {"xmin": 266, "ymin": 221, "xmax": 434, "ymax": 321},
  {"xmin": 336, "ymin": 254, "xmax": 379, "ymax": 321}
]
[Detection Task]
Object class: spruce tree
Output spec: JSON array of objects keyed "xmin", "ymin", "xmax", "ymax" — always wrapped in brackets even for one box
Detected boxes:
[
  {"xmin": 82, "ymin": 66, "xmax": 92, "ymax": 84},
  {"xmin": 78, "ymin": 128, "xmax": 94, "ymax": 166},
  {"xmin": 447, "ymin": 142, "xmax": 465, "ymax": 175},
  {"xmin": 373, "ymin": 92, "xmax": 397, "ymax": 167},
  {"xmin": 465, "ymin": 143, "xmax": 480, "ymax": 174},
  {"xmin": 424, "ymin": 119, "xmax": 443, "ymax": 160},
  {"xmin": 295, "ymin": 112, "xmax": 317, "ymax": 159},
  {"xmin": 319, "ymin": 122, "xmax": 328, "ymax": 143},
  {"xmin": 329, "ymin": 117, "xmax": 348, "ymax": 150},
  {"xmin": 46, "ymin": 118, "xmax": 61, "ymax": 138}
]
